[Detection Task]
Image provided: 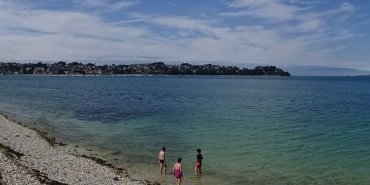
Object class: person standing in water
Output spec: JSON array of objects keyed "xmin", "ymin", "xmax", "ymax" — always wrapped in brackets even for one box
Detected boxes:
[
  {"xmin": 173, "ymin": 157, "xmax": 183, "ymax": 185},
  {"xmin": 159, "ymin": 147, "xmax": 167, "ymax": 175},
  {"xmin": 194, "ymin": 148, "xmax": 203, "ymax": 176}
]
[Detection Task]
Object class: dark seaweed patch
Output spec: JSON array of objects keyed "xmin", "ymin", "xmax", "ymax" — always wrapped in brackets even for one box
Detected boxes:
[
  {"xmin": 30, "ymin": 169, "xmax": 68, "ymax": 185},
  {"xmin": 0, "ymin": 143, "xmax": 25, "ymax": 159}
]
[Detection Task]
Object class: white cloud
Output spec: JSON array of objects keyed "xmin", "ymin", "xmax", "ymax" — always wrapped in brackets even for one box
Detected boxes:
[
  {"xmin": 228, "ymin": 0, "xmax": 277, "ymax": 8},
  {"xmin": 0, "ymin": 8, "xmax": 312, "ymax": 63},
  {"xmin": 142, "ymin": 15, "xmax": 229, "ymax": 39},
  {"xmin": 218, "ymin": 1, "xmax": 359, "ymax": 54},
  {"xmin": 223, "ymin": 0, "xmax": 304, "ymax": 22},
  {"xmin": 138, "ymin": 16, "xmax": 329, "ymax": 62},
  {"xmin": 74, "ymin": 0, "xmax": 138, "ymax": 11},
  {"xmin": 1, "ymin": 9, "xmax": 148, "ymax": 40},
  {"xmin": 146, "ymin": 16, "xmax": 212, "ymax": 31},
  {"xmin": 339, "ymin": 2, "xmax": 355, "ymax": 12},
  {"xmin": 296, "ymin": 19, "xmax": 321, "ymax": 32},
  {"xmin": 0, "ymin": 0, "xmax": 365, "ymax": 69},
  {"xmin": 0, "ymin": 5, "xmax": 152, "ymax": 61}
]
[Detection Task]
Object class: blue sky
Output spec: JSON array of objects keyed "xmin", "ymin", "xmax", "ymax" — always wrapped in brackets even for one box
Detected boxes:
[{"xmin": 0, "ymin": 0, "xmax": 369, "ymax": 72}]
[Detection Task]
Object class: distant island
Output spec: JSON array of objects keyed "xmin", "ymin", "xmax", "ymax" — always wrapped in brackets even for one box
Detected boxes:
[{"xmin": 0, "ymin": 61, "xmax": 290, "ymax": 76}]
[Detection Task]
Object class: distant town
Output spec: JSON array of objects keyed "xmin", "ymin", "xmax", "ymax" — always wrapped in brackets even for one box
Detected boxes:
[{"xmin": 0, "ymin": 61, "xmax": 290, "ymax": 76}]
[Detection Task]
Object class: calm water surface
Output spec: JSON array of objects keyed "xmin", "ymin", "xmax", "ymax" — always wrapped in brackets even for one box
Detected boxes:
[{"xmin": 0, "ymin": 75, "xmax": 370, "ymax": 185}]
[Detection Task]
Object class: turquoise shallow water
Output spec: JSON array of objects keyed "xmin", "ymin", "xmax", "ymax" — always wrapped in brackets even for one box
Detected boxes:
[{"xmin": 0, "ymin": 75, "xmax": 370, "ymax": 184}]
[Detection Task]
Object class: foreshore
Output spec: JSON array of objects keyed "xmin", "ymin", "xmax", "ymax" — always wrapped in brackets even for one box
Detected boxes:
[{"xmin": 0, "ymin": 114, "xmax": 156, "ymax": 185}]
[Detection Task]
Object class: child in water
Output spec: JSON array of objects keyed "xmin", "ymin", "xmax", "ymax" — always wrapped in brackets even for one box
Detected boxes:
[
  {"xmin": 173, "ymin": 158, "xmax": 183, "ymax": 185},
  {"xmin": 194, "ymin": 148, "xmax": 203, "ymax": 176}
]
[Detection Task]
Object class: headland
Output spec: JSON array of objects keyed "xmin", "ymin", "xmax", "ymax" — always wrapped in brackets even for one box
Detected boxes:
[{"xmin": 0, "ymin": 62, "xmax": 290, "ymax": 76}]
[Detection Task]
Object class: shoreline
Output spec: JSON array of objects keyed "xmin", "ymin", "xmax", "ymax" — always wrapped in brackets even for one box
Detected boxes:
[{"xmin": 0, "ymin": 113, "xmax": 160, "ymax": 185}]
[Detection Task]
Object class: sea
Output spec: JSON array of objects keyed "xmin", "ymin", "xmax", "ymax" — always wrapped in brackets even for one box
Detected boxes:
[{"xmin": 0, "ymin": 75, "xmax": 370, "ymax": 185}]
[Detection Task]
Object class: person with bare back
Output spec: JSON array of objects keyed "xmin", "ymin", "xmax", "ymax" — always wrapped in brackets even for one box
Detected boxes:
[{"xmin": 159, "ymin": 146, "xmax": 167, "ymax": 175}]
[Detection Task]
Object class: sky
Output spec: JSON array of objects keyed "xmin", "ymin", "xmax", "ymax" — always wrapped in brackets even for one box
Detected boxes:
[{"xmin": 0, "ymin": 0, "xmax": 370, "ymax": 73}]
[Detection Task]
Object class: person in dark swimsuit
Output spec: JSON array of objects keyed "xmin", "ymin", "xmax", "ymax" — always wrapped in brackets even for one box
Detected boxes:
[
  {"xmin": 194, "ymin": 148, "xmax": 203, "ymax": 176},
  {"xmin": 159, "ymin": 147, "xmax": 167, "ymax": 175}
]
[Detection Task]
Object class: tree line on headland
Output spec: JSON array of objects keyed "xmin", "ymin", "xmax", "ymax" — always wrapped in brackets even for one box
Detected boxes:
[{"xmin": 0, "ymin": 61, "xmax": 290, "ymax": 76}]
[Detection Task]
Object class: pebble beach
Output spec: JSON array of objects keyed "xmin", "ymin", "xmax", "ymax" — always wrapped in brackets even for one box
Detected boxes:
[{"xmin": 0, "ymin": 114, "xmax": 149, "ymax": 185}]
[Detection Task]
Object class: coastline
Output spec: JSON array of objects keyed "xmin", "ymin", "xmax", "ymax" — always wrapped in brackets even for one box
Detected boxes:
[{"xmin": 0, "ymin": 114, "xmax": 158, "ymax": 185}]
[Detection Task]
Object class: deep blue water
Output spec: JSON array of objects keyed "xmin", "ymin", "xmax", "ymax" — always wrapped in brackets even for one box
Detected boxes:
[{"xmin": 0, "ymin": 75, "xmax": 370, "ymax": 185}]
